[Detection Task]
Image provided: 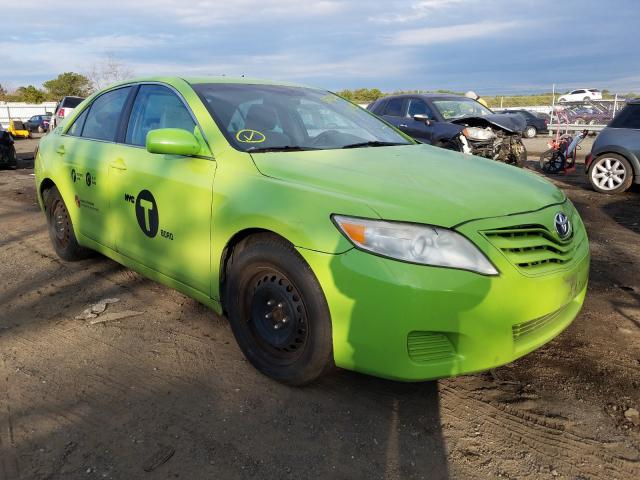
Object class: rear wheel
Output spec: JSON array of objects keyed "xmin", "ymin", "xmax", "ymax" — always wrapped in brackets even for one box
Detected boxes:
[
  {"xmin": 524, "ymin": 126, "xmax": 537, "ymax": 138},
  {"xmin": 44, "ymin": 186, "xmax": 90, "ymax": 260},
  {"xmin": 224, "ymin": 233, "xmax": 333, "ymax": 385},
  {"xmin": 588, "ymin": 154, "xmax": 633, "ymax": 194}
]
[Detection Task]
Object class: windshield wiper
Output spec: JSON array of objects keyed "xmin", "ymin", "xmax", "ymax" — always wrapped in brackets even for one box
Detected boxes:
[
  {"xmin": 341, "ymin": 141, "xmax": 408, "ymax": 149},
  {"xmin": 246, "ymin": 145, "xmax": 320, "ymax": 153}
]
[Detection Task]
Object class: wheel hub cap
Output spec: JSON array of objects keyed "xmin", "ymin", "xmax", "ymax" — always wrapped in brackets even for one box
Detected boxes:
[{"xmin": 249, "ymin": 274, "xmax": 307, "ymax": 353}]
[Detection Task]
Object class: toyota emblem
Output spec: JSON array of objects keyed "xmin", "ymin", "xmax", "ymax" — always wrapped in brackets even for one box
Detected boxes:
[{"xmin": 554, "ymin": 212, "xmax": 571, "ymax": 239}]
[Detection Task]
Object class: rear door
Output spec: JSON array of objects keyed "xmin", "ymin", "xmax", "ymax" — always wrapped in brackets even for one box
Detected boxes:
[
  {"xmin": 59, "ymin": 86, "xmax": 133, "ymax": 248},
  {"xmin": 109, "ymin": 84, "xmax": 215, "ymax": 294}
]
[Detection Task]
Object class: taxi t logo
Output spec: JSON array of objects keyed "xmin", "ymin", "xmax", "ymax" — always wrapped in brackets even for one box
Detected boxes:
[{"xmin": 135, "ymin": 190, "xmax": 159, "ymax": 238}]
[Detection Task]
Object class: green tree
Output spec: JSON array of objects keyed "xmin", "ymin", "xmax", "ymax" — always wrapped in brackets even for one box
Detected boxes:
[
  {"xmin": 43, "ymin": 72, "xmax": 92, "ymax": 99},
  {"xmin": 0, "ymin": 84, "xmax": 7, "ymax": 101},
  {"xmin": 14, "ymin": 85, "xmax": 46, "ymax": 103}
]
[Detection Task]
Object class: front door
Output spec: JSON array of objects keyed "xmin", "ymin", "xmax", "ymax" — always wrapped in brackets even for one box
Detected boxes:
[
  {"xmin": 401, "ymin": 97, "xmax": 435, "ymax": 143},
  {"xmin": 110, "ymin": 84, "xmax": 215, "ymax": 295}
]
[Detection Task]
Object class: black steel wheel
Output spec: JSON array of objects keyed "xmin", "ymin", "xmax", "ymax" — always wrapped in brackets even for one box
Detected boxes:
[
  {"xmin": 44, "ymin": 186, "xmax": 90, "ymax": 261},
  {"xmin": 224, "ymin": 233, "xmax": 333, "ymax": 385}
]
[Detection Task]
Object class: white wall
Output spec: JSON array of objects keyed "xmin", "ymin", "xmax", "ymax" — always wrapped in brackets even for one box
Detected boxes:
[{"xmin": 0, "ymin": 102, "xmax": 57, "ymax": 125}]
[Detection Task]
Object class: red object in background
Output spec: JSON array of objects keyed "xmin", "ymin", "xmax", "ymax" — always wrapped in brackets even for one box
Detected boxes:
[{"xmin": 57, "ymin": 108, "xmax": 65, "ymax": 118}]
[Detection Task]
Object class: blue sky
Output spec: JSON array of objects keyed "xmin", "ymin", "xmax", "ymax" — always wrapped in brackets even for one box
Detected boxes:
[{"xmin": 1, "ymin": 0, "xmax": 639, "ymax": 95}]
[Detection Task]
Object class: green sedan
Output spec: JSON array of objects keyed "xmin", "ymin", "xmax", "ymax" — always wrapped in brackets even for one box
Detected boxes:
[{"xmin": 35, "ymin": 77, "xmax": 590, "ymax": 385}]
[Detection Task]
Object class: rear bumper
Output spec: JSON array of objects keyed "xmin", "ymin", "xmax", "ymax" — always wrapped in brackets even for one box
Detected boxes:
[{"xmin": 299, "ymin": 203, "xmax": 589, "ymax": 381}]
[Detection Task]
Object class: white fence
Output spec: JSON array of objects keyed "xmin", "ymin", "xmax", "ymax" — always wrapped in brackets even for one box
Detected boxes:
[{"xmin": 0, "ymin": 102, "xmax": 57, "ymax": 125}]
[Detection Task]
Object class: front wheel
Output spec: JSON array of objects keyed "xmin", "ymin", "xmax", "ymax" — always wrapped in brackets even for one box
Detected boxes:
[
  {"xmin": 524, "ymin": 126, "xmax": 537, "ymax": 138},
  {"xmin": 588, "ymin": 154, "xmax": 633, "ymax": 194},
  {"xmin": 224, "ymin": 234, "xmax": 333, "ymax": 385}
]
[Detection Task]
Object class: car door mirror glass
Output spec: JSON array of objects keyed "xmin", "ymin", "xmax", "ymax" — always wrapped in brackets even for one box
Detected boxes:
[{"xmin": 146, "ymin": 128, "xmax": 202, "ymax": 156}]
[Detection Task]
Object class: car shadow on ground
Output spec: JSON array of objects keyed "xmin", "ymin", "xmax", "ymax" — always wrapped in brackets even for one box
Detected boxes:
[{"xmin": 1, "ymin": 223, "xmax": 450, "ymax": 479}]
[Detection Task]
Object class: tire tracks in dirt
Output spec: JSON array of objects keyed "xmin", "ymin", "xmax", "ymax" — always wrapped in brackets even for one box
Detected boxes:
[{"xmin": 439, "ymin": 383, "xmax": 640, "ymax": 478}]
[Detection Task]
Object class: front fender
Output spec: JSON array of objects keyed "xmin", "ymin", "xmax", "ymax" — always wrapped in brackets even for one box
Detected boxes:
[{"xmin": 209, "ymin": 153, "xmax": 375, "ymax": 300}]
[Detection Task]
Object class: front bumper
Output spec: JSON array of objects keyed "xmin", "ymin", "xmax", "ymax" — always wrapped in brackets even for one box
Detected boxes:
[{"xmin": 299, "ymin": 202, "xmax": 589, "ymax": 381}]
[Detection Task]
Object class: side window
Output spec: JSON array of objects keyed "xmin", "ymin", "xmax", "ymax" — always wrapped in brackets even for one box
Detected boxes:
[
  {"xmin": 610, "ymin": 105, "xmax": 640, "ymax": 129},
  {"xmin": 407, "ymin": 99, "xmax": 434, "ymax": 118},
  {"xmin": 126, "ymin": 85, "xmax": 197, "ymax": 147},
  {"xmin": 81, "ymin": 87, "xmax": 131, "ymax": 142},
  {"xmin": 383, "ymin": 98, "xmax": 404, "ymax": 117},
  {"xmin": 66, "ymin": 108, "xmax": 90, "ymax": 137}
]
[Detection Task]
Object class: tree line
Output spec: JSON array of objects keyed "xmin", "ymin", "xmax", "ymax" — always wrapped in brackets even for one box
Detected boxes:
[
  {"xmin": 0, "ymin": 56, "xmax": 134, "ymax": 103},
  {"xmin": 0, "ymin": 72, "xmax": 93, "ymax": 103}
]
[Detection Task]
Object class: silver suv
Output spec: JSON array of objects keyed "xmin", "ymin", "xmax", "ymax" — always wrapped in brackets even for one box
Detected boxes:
[{"xmin": 50, "ymin": 96, "xmax": 85, "ymax": 130}]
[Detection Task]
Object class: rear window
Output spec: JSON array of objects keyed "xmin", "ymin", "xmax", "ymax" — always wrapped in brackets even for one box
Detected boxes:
[
  {"xmin": 609, "ymin": 104, "xmax": 640, "ymax": 129},
  {"xmin": 61, "ymin": 97, "xmax": 84, "ymax": 108}
]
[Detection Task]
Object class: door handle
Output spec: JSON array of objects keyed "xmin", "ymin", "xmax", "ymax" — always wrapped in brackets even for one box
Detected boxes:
[
  {"xmin": 110, "ymin": 158, "xmax": 127, "ymax": 170},
  {"xmin": 56, "ymin": 145, "xmax": 65, "ymax": 155},
  {"xmin": 399, "ymin": 124, "xmax": 408, "ymax": 128}
]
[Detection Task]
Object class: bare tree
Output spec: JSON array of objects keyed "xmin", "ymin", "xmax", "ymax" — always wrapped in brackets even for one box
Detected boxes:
[{"xmin": 86, "ymin": 53, "xmax": 135, "ymax": 92}]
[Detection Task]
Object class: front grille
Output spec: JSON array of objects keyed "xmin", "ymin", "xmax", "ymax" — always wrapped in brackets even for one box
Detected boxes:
[
  {"xmin": 512, "ymin": 305, "xmax": 567, "ymax": 342},
  {"xmin": 407, "ymin": 331, "xmax": 456, "ymax": 364},
  {"xmin": 483, "ymin": 223, "xmax": 581, "ymax": 273}
]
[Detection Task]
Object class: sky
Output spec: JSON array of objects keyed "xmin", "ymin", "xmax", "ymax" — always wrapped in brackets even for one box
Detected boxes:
[{"xmin": 1, "ymin": 0, "xmax": 639, "ymax": 95}]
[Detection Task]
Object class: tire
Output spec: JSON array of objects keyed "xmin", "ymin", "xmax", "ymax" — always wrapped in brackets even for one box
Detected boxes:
[
  {"xmin": 583, "ymin": 97, "xmax": 590, "ymax": 102},
  {"xmin": 223, "ymin": 233, "xmax": 333, "ymax": 385},
  {"xmin": 559, "ymin": 98, "xmax": 566, "ymax": 103},
  {"xmin": 515, "ymin": 143, "xmax": 527, "ymax": 167},
  {"xmin": 44, "ymin": 186, "xmax": 91, "ymax": 260},
  {"xmin": 524, "ymin": 126, "xmax": 537, "ymax": 138},
  {"xmin": 574, "ymin": 118, "xmax": 586, "ymax": 125},
  {"xmin": 588, "ymin": 154, "xmax": 633, "ymax": 194}
]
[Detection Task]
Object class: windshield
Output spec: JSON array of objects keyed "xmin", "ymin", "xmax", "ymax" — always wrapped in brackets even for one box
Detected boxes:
[
  {"xmin": 192, "ymin": 83, "xmax": 412, "ymax": 152},
  {"xmin": 432, "ymin": 98, "xmax": 493, "ymax": 120}
]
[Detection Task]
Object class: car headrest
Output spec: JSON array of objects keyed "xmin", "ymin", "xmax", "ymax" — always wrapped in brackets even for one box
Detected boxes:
[{"xmin": 245, "ymin": 104, "xmax": 278, "ymax": 131}]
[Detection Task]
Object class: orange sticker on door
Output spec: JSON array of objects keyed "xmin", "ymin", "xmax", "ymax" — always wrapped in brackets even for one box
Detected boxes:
[{"xmin": 236, "ymin": 129, "xmax": 266, "ymax": 143}]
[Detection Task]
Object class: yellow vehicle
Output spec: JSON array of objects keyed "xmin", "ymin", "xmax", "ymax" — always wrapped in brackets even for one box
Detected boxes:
[{"xmin": 8, "ymin": 119, "xmax": 31, "ymax": 139}]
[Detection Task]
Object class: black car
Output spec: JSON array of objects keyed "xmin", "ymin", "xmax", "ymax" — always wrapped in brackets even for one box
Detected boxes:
[
  {"xmin": 586, "ymin": 99, "xmax": 640, "ymax": 194},
  {"xmin": 24, "ymin": 114, "xmax": 52, "ymax": 133},
  {"xmin": 0, "ymin": 130, "xmax": 17, "ymax": 168},
  {"xmin": 498, "ymin": 109, "xmax": 548, "ymax": 138},
  {"xmin": 368, "ymin": 94, "xmax": 527, "ymax": 166}
]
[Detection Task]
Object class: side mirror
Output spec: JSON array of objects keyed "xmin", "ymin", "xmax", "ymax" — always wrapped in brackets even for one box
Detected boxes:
[
  {"xmin": 146, "ymin": 128, "xmax": 201, "ymax": 156},
  {"xmin": 413, "ymin": 114, "xmax": 433, "ymax": 126}
]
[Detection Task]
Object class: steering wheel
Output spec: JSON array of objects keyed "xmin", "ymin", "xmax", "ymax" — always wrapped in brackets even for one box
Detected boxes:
[{"xmin": 310, "ymin": 129, "xmax": 342, "ymax": 147}]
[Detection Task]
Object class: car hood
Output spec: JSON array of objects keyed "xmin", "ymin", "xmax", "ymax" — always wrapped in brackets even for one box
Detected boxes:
[
  {"xmin": 251, "ymin": 144, "xmax": 565, "ymax": 228},
  {"xmin": 450, "ymin": 113, "xmax": 526, "ymax": 133}
]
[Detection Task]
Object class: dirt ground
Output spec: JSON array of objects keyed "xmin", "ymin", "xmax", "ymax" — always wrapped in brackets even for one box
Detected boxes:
[{"xmin": 0, "ymin": 136, "xmax": 639, "ymax": 479}]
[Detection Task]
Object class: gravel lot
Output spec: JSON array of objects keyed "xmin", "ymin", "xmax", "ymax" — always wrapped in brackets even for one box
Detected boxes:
[{"xmin": 0, "ymin": 136, "xmax": 638, "ymax": 479}]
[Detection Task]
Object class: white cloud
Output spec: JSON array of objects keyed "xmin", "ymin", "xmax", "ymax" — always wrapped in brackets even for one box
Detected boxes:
[
  {"xmin": 368, "ymin": 0, "xmax": 472, "ymax": 24},
  {"xmin": 2, "ymin": 0, "xmax": 346, "ymax": 26},
  {"xmin": 390, "ymin": 20, "xmax": 521, "ymax": 46}
]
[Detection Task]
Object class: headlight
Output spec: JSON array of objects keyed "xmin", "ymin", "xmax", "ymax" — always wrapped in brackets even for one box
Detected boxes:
[
  {"xmin": 332, "ymin": 215, "xmax": 498, "ymax": 275},
  {"xmin": 462, "ymin": 127, "xmax": 496, "ymax": 141}
]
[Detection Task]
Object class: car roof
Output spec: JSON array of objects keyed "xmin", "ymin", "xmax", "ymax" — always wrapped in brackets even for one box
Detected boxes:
[
  {"xmin": 378, "ymin": 93, "xmax": 469, "ymax": 102},
  {"xmin": 627, "ymin": 98, "xmax": 640, "ymax": 104},
  {"xmin": 111, "ymin": 76, "xmax": 311, "ymax": 89}
]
